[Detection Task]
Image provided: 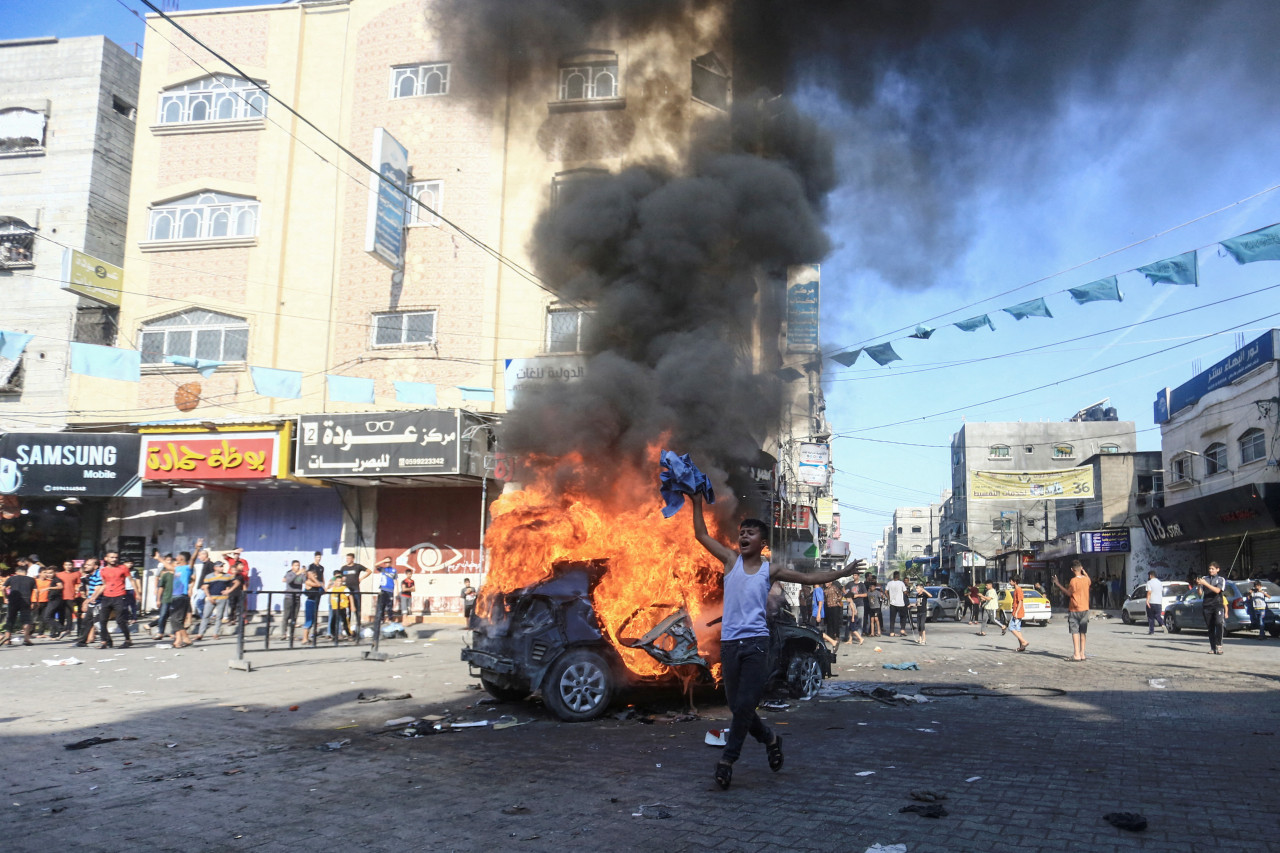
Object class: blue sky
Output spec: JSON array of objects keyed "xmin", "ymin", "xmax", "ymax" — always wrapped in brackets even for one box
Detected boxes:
[{"xmin": 13, "ymin": 2, "xmax": 1280, "ymax": 558}]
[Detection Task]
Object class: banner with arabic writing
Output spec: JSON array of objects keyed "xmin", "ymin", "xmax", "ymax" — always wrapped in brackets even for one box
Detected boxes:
[
  {"xmin": 969, "ymin": 467, "xmax": 1095, "ymax": 501},
  {"xmin": 141, "ymin": 431, "xmax": 282, "ymax": 481},
  {"xmin": 295, "ymin": 410, "xmax": 463, "ymax": 478}
]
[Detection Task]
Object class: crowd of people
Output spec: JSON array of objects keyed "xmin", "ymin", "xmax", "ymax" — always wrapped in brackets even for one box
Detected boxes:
[{"xmin": 0, "ymin": 546, "xmax": 473, "ymax": 649}]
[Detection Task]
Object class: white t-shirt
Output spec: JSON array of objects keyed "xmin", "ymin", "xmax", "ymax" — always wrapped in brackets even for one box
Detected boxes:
[
  {"xmin": 886, "ymin": 579, "xmax": 908, "ymax": 607},
  {"xmin": 1145, "ymin": 577, "xmax": 1164, "ymax": 605}
]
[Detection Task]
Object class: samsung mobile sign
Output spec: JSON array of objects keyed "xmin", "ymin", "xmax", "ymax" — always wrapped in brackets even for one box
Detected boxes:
[
  {"xmin": 0, "ymin": 433, "xmax": 141, "ymax": 497},
  {"xmin": 364, "ymin": 127, "xmax": 409, "ymax": 269}
]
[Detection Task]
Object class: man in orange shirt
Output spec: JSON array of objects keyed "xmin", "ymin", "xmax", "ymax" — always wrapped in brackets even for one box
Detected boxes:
[
  {"xmin": 56, "ymin": 561, "xmax": 81, "ymax": 637},
  {"xmin": 1053, "ymin": 560, "xmax": 1091, "ymax": 661},
  {"xmin": 1007, "ymin": 574, "xmax": 1029, "ymax": 653}
]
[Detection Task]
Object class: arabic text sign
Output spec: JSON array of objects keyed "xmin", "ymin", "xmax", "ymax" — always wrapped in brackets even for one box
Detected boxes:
[
  {"xmin": 797, "ymin": 441, "xmax": 830, "ymax": 487},
  {"xmin": 1165, "ymin": 330, "xmax": 1276, "ymax": 419},
  {"xmin": 1078, "ymin": 529, "xmax": 1131, "ymax": 553},
  {"xmin": 786, "ymin": 264, "xmax": 820, "ymax": 353},
  {"xmin": 503, "ymin": 355, "xmax": 586, "ymax": 409},
  {"xmin": 0, "ymin": 432, "xmax": 141, "ymax": 497},
  {"xmin": 296, "ymin": 410, "xmax": 462, "ymax": 477},
  {"xmin": 142, "ymin": 433, "xmax": 279, "ymax": 480},
  {"xmin": 364, "ymin": 127, "xmax": 409, "ymax": 269},
  {"xmin": 61, "ymin": 249, "xmax": 123, "ymax": 307},
  {"xmin": 969, "ymin": 467, "xmax": 1094, "ymax": 501}
]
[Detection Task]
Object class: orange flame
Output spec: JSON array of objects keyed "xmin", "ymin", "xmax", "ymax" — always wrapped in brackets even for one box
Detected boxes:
[{"xmin": 480, "ymin": 447, "xmax": 727, "ymax": 679}]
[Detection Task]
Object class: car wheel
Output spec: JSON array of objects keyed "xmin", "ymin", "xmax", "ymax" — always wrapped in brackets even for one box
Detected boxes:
[
  {"xmin": 786, "ymin": 649, "xmax": 824, "ymax": 700},
  {"xmin": 1121, "ymin": 609, "xmax": 1132, "ymax": 624},
  {"xmin": 1167, "ymin": 611, "xmax": 1181, "ymax": 633},
  {"xmin": 480, "ymin": 673, "xmax": 529, "ymax": 703},
  {"xmin": 541, "ymin": 649, "xmax": 614, "ymax": 722},
  {"xmin": 1268, "ymin": 626, "xmax": 1280, "ymax": 638},
  {"xmin": 953, "ymin": 606, "xmax": 964, "ymax": 622}
]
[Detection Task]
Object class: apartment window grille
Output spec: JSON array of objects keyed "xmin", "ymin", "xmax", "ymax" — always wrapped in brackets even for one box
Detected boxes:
[
  {"xmin": 139, "ymin": 309, "xmax": 248, "ymax": 364},
  {"xmin": 559, "ymin": 60, "xmax": 618, "ymax": 101},
  {"xmin": 0, "ymin": 217, "xmax": 35, "ymax": 267},
  {"xmin": 158, "ymin": 75, "xmax": 267, "ymax": 124},
  {"xmin": 390, "ymin": 63, "xmax": 450, "ymax": 99},
  {"xmin": 405, "ymin": 180, "xmax": 443, "ymax": 226},
  {"xmin": 546, "ymin": 307, "xmax": 591, "ymax": 353},
  {"xmin": 148, "ymin": 192, "xmax": 259, "ymax": 242},
  {"xmin": 373, "ymin": 310, "xmax": 436, "ymax": 347}
]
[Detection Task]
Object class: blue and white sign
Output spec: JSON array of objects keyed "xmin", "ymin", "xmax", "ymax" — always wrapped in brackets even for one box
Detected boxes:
[
  {"xmin": 786, "ymin": 264, "xmax": 820, "ymax": 354},
  {"xmin": 1165, "ymin": 330, "xmax": 1277, "ymax": 419},
  {"xmin": 364, "ymin": 127, "xmax": 409, "ymax": 269}
]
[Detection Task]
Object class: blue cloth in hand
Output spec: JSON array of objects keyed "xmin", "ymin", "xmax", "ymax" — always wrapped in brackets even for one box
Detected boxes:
[{"xmin": 659, "ymin": 450, "xmax": 715, "ymax": 518}]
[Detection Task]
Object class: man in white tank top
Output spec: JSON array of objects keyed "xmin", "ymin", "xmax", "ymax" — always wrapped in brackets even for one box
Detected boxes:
[{"xmin": 691, "ymin": 493, "xmax": 862, "ymax": 790}]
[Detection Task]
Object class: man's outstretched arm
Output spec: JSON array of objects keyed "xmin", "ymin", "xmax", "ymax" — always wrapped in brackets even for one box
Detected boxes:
[
  {"xmin": 691, "ymin": 494, "xmax": 735, "ymax": 567},
  {"xmin": 772, "ymin": 559, "xmax": 865, "ymax": 586}
]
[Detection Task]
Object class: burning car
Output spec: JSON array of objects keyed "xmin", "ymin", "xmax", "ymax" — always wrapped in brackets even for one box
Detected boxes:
[{"xmin": 461, "ymin": 560, "xmax": 834, "ymax": 721}]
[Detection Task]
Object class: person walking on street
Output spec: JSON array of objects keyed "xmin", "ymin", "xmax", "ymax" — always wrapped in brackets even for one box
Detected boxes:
[
  {"xmin": 977, "ymin": 581, "xmax": 1000, "ymax": 636},
  {"xmin": 823, "ymin": 582, "xmax": 844, "ymax": 650},
  {"xmin": 866, "ymin": 580, "xmax": 884, "ymax": 636},
  {"xmin": 57, "ymin": 561, "xmax": 81, "ymax": 636},
  {"xmin": 152, "ymin": 555, "xmax": 175, "ymax": 640},
  {"xmin": 1196, "ymin": 561, "xmax": 1227, "ymax": 654},
  {"xmin": 1248, "ymin": 580, "xmax": 1269, "ymax": 640},
  {"xmin": 1, "ymin": 567, "xmax": 37, "ymax": 646},
  {"xmin": 1053, "ymin": 560, "xmax": 1092, "ymax": 661},
  {"xmin": 689, "ymin": 492, "xmax": 860, "ymax": 790},
  {"xmin": 912, "ymin": 581, "xmax": 931, "ymax": 644},
  {"xmin": 1144, "ymin": 570, "xmax": 1166, "ymax": 634},
  {"xmin": 92, "ymin": 552, "xmax": 137, "ymax": 649},
  {"xmin": 848, "ymin": 571, "xmax": 866, "ymax": 645},
  {"xmin": 1006, "ymin": 574, "xmax": 1029, "ymax": 652},
  {"xmin": 885, "ymin": 571, "xmax": 909, "ymax": 637},
  {"xmin": 810, "ymin": 581, "xmax": 824, "ymax": 632},
  {"xmin": 965, "ymin": 584, "xmax": 982, "ymax": 625}
]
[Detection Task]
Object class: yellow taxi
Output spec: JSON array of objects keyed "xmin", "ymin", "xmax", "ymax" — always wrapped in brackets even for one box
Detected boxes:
[{"xmin": 997, "ymin": 584, "xmax": 1052, "ymax": 626}]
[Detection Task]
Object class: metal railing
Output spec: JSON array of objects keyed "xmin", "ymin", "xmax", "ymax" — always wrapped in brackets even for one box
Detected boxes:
[{"xmin": 228, "ymin": 589, "xmax": 398, "ymax": 663}]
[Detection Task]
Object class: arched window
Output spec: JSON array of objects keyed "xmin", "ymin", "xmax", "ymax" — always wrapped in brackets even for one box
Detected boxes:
[
  {"xmin": 1100, "ymin": 444, "xmax": 1120, "ymax": 454},
  {"xmin": 1204, "ymin": 442, "xmax": 1227, "ymax": 475},
  {"xmin": 157, "ymin": 75, "xmax": 268, "ymax": 125},
  {"xmin": 139, "ymin": 309, "xmax": 249, "ymax": 364},
  {"xmin": 148, "ymin": 192, "xmax": 260, "ymax": 243},
  {"xmin": 1239, "ymin": 428, "xmax": 1266, "ymax": 465},
  {"xmin": 558, "ymin": 52, "xmax": 620, "ymax": 101},
  {"xmin": 1052, "ymin": 444, "xmax": 1075, "ymax": 459},
  {"xmin": 389, "ymin": 63, "xmax": 451, "ymax": 99}
]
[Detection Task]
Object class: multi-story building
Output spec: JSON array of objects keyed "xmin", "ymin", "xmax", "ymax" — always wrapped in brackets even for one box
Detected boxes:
[
  {"xmin": 885, "ymin": 498, "xmax": 945, "ymax": 578},
  {"xmin": 0, "ymin": 35, "xmax": 140, "ymax": 559},
  {"xmin": 1140, "ymin": 330, "xmax": 1280, "ymax": 577},
  {"xmin": 944, "ymin": 408, "xmax": 1138, "ymax": 584},
  {"xmin": 57, "ymin": 0, "xmax": 821, "ymax": 610}
]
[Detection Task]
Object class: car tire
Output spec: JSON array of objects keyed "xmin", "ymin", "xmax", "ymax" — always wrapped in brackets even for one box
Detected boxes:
[
  {"xmin": 480, "ymin": 673, "xmax": 529, "ymax": 703},
  {"xmin": 541, "ymin": 649, "xmax": 614, "ymax": 722},
  {"xmin": 953, "ymin": 606, "xmax": 964, "ymax": 622},
  {"xmin": 786, "ymin": 649, "xmax": 824, "ymax": 700},
  {"xmin": 1167, "ymin": 611, "xmax": 1181, "ymax": 633},
  {"xmin": 1121, "ymin": 609, "xmax": 1133, "ymax": 624}
]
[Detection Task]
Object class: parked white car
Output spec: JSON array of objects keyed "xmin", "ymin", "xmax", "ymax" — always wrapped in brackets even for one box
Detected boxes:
[{"xmin": 1120, "ymin": 581, "xmax": 1191, "ymax": 624}]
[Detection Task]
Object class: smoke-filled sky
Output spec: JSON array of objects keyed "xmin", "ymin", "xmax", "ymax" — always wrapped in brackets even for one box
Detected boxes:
[{"xmin": 26, "ymin": 0, "xmax": 1280, "ymax": 555}]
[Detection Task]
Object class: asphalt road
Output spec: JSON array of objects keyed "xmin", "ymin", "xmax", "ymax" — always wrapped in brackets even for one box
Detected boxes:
[{"xmin": 1, "ymin": 611, "xmax": 1276, "ymax": 853}]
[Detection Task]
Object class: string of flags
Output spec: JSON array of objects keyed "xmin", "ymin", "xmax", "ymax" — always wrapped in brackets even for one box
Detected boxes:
[
  {"xmin": 820, "ymin": 220, "xmax": 1280, "ymax": 371},
  {"xmin": 0, "ymin": 335, "xmax": 494, "ymax": 407}
]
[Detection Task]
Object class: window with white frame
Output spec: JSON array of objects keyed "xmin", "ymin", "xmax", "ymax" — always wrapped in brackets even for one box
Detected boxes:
[
  {"xmin": 1204, "ymin": 442, "xmax": 1227, "ymax": 475},
  {"xmin": 0, "ymin": 108, "xmax": 47, "ymax": 154},
  {"xmin": 1170, "ymin": 456, "xmax": 1190, "ymax": 483},
  {"xmin": 390, "ymin": 63, "xmax": 450, "ymax": 99},
  {"xmin": 157, "ymin": 75, "xmax": 267, "ymax": 125},
  {"xmin": 373, "ymin": 310, "xmax": 436, "ymax": 347},
  {"xmin": 1240, "ymin": 428, "xmax": 1266, "ymax": 465},
  {"xmin": 691, "ymin": 52, "xmax": 729, "ymax": 110},
  {"xmin": 139, "ymin": 309, "xmax": 248, "ymax": 364},
  {"xmin": 0, "ymin": 217, "xmax": 35, "ymax": 267},
  {"xmin": 988, "ymin": 444, "xmax": 1010, "ymax": 458},
  {"xmin": 1052, "ymin": 443, "xmax": 1075, "ymax": 459},
  {"xmin": 546, "ymin": 307, "xmax": 591, "ymax": 353},
  {"xmin": 147, "ymin": 192, "xmax": 259, "ymax": 242},
  {"xmin": 405, "ymin": 180, "xmax": 442, "ymax": 226},
  {"xmin": 558, "ymin": 55, "xmax": 618, "ymax": 101}
]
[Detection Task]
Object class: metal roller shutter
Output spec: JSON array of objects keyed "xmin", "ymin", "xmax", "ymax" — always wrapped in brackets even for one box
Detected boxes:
[
  {"xmin": 1206, "ymin": 536, "xmax": 1247, "ymax": 577},
  {"xmin": 1248, "ymin": 531, "xmax": 1280, "ymax": 578}
]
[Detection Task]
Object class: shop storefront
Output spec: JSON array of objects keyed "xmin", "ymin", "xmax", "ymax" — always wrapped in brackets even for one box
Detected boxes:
[
  {"xmin": 1139, "ymin": 483, "xmax": 1280, "ymax": 578},
  {"xmin": 295, "ymin": 409, "xmax": 493, "ymax": 615},
  {"xmin": 0, "ymin": 432, "xmax": 141, "ymax": 565}
]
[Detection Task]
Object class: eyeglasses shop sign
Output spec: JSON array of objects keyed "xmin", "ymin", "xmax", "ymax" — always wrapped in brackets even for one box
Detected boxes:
[
  {"xmin": 296, "ymin": 411, "xmax": 461, "ymax": 477},
  {"xmin": 0, "ymin": 433, "xmax": 142, "ymax": 497}
]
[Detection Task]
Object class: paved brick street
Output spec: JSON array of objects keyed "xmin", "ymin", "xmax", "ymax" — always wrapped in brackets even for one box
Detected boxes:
[{"xmin": 1, "ymin": 613, "xmax": 1276, "ymax": 853}]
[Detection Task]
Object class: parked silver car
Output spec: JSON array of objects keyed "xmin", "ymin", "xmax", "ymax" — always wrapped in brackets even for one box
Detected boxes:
[
  {"xmin": 919, "ymin": 585, "xmax": 963, "ymax": 621},
  {"xmin": 1165, "ymin": 579, "xmax": 1280, "ymax": 636},
  {"xmin": 1120, "ymin": 581, "xmax": 1190, "ymax": 624}
]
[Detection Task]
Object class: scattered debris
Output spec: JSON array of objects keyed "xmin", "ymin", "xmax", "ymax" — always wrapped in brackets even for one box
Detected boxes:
[
  {"xmin": 64, "ymin": 736, "xmax": 135, "ymax": 751},
  {"xmin": 900, "ymin": 803, "xmax": 948, "ymax": 818},
  {"xmin": 317, "ymin": 739, "xmax": 350, "ymax": 751},
  {"xmin": 135, "ymin": 771, "xmax": 196, "ymax": 784},
  {"xmin": 289, "ymin": 705, "xmax": 300, "ymax": 712},
  {"xmin": 964, "ymin": 776, "xmax": 981, "ymax": 782},
  {"xmin": 855, "ymin": 771, "xmax": 876, "ymax": 777},
  {"xmin": 909, "ymin": 790, "xmax": 946, "ymax": 803},
  {"xmin": 71, "ymin": 767, "xmax": 99, "ymax": 774},
  {"xmin": 1148, "ymin": 679, "xmax": 1167, "ymax": 689},
  {"xmin": 157, "ymin": 674, "xmax": 179, "ymax": 680},
  {"xmin": 1103, "ymin": 812, "xmax": 1148, "ymax": 832},
  {"xmin": 42, "ymin": 657, "xmax": 83, "ymax": 667},
  {"xmin": 501, "ymin": 804, "xmax": 531, "ymax": 815},
  {"xmin": 633, "ymin": 803, "xmax": 674, "ymax": 819},
  {"xmin": 873, "ymin": 646, "xmax": 883, "ymax": 652},
  {"xmin": 356, "ymin": 692, "xmax": 413, "ymax": 703},
  {"xmin": 704, "ymin": 729, "xmax": 727, "ymax": 747},
  {"xmin": 915, "ymin": 728, "xmax": 937, "ymax": 733},
  {"xmin": 222, "ymin": 769, "xmax": 244, "ymax": 776},
  {"xmin": 492, "ymin": 715, "xmax": 530, "ymax": 730},
  {"xmin": 384, "ymin": 716, "xmax": 416, "ymax": 727},
  {"xmin": 451, "ymin": 720, "xmax": 490, "ymax": 729},
  {"xmin": 759, "ymin": 700, "xmax": 790, "ymax": 711},
  {"xmin": 882, "ymin": 662, "xmax": 919, "ymax": 671},
  {"xmin": 865, "ymin": 845, "xmax": 907, "ymax": 853},
  {"xmin": 165, "ymin": 743, "xmax": 178, "ymax": 749}
]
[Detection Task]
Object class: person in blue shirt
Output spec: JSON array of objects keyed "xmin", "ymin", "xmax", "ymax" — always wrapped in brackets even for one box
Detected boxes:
[
  {"xmin": 690, "ymin": 492, "xmax": 860, "ymax": 790},
  {"xmin": 169, "ymin": 551, "xmax": 195, "ymax": 648},
  {"xmin": 375, "ymin": 558, "xmax": 398, "ymax": 624}
]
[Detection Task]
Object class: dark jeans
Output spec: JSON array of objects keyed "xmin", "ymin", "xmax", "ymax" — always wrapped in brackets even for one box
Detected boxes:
[
  {"xmin": 824, "ymin": 606, "xmax": 843, "ymax": 640},
  {"xmin": 98, "ymin": 595, "xmax": 131, "ymax": 644},
  {"xmin": 1146, "ymin": 603, "xmax": 1165, "ymax": 632},
  {"xmin": 154, "ymin": 601, "xmax": 171, "ymax": 635},
  {"xmin": 889, "ymin": 604, "xmax": 910, "ymax": 633},
  {"xmin": 377, "ymin": 590, "xmax": 395, "ymax": 623},
  {"xmin": 281, "ymin": 591, "xmax": 301, "ymax": 632},
  {"xmin": 720, "ymin": 636, "xmax": 773, "ymax": 764},
  {"xmin": 1204, "ymin": 607, "xmax": 1225, "ymax": 650}
]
